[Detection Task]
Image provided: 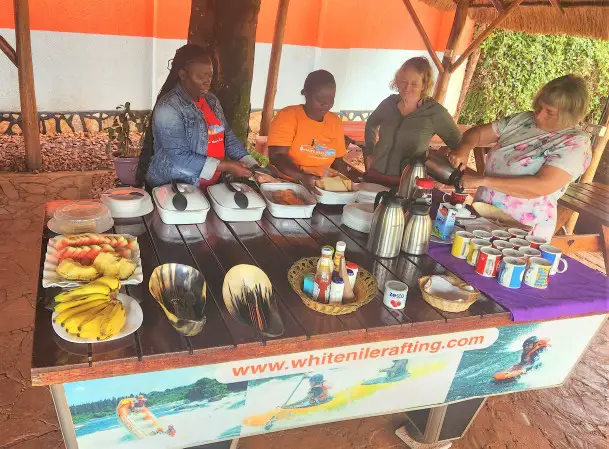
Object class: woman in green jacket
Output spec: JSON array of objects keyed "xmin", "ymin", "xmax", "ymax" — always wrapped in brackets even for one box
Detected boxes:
[{"xmin": 364, "ymin": 57, "xmax": 461, "ymax": 186}]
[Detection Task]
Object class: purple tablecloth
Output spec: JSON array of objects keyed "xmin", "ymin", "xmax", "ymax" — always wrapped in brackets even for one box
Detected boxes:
[{"xmin": 428, "ymin": 243, "xmax": 609, "ymax": 322}]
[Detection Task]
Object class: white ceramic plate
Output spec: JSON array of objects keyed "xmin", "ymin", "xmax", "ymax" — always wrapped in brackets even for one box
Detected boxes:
[
  {"xmin": 42, "ymin": 234, "xmax": 143, "ymax": 288},
  {"xmin": 51, "ymin": 293, "xmax": 143, "ymax": 344},
  {"xmin": 102, "ymin": 196, "xmax": 154, "ymax": 219}
]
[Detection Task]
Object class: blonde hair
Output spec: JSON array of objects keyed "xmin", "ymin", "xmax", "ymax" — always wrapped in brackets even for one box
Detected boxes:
[
  {"xmin": 533, "ymin": 74, "xmax": 590, "ymax": 128},
  {"xmin": 390, "ymin": 57, "xmax": 435, "ymax": 99}
]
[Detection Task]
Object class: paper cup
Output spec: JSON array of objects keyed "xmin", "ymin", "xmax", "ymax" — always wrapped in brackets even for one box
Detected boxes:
[
  {"xmin": 467, "ymin": 238, "xmax": 492, "ymax": 266},
  {"xmin": 508, "ymin": 238, "xmax": 530, "ymax": 250},
  {"xmin": 526, "ymin": 235, "xmax": 548, "ymax": 249},
  {"xmin": 497, "ymin": 257, "xmax": 527, "ymax": 289},
  {"xmin": 491, "ymin": 230, "xmax": 512, "ymax": 241},
  {"xmin": 472, "ymin": 230, "xmax": 492, "ymax": 241},
  {"xmin": 540, "ymin": 244, "xmax": 568, "ymax": 275},
  {"xmin": 523, "ymin": 257, "xmax": 552, "ymax": 289},
  {"xmin": 502, "ymin": 249, "xmax": 524, "ymax": 259},
  {"xmin": 383, "ymin": 280, "xmax": 408, "ymax": 310},
  {"xmin": 451, "ymin": 231, "xmax": 475, "ymax": 259},
  {"xmin": 519, "ymin": 247, "xmax": 541, "ymax": 261},
  {"xmin": 508, "ymin": 228, "xmax": 528, "ymax": 239},
  {"xmin": 475, "ymin": 247, "xmax": 503, "ymax": 277},
  {"xmin": 442, "ymin": 191, "xmax": 468, "ymax": 205},
  {"xmin": 493, "ymin": 240, "xmax": 515, "ymax": 251}
]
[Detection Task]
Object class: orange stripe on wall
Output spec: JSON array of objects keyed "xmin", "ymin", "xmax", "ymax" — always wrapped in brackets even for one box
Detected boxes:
[{"xmin": 1, "ymin": 0, "xmax": 463, "ymax": 51}]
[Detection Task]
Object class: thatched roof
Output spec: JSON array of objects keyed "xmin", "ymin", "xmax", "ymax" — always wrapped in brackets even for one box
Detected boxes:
[{"xmin": 420, "ymin": 0, "xmax": 609, "ymax": 41}]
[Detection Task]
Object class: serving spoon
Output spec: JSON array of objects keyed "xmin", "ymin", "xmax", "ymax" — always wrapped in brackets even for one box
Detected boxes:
[{"xmin": 171, "ymin": 180, "xmax": 188, "ymax": 211}]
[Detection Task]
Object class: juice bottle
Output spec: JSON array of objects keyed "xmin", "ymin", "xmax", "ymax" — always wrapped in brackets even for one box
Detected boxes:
[
  {"xmin": 333, "ymin": 241, "xmax": 346, "ymax": 274},
  {"xmin": 313, "ymin": 247, "xmax": 333, "ymax": 304}
]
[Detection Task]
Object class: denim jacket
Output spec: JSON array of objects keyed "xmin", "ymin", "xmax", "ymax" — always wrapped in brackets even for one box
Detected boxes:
[{"xmin": 146, "ymin": 84, "xmax": 254, "ymax": 187}]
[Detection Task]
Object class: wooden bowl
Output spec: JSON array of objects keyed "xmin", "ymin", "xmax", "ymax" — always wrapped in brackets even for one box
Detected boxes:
[
  {"xmin": 418, "ymin": 275, "xmax": 480, "ymax": 313},
  {"xmin": 288, "ymin": 257, "xmax": 377, "ymax": 315},
  {"xmin": 149, "ymin": 263, "xmax": 207, "ymax": 336}
]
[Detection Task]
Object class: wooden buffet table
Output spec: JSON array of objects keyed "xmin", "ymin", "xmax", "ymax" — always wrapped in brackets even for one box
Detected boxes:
[{"xmin": 32, "ymin": 205, "xmax": 607, "ymax": 449}]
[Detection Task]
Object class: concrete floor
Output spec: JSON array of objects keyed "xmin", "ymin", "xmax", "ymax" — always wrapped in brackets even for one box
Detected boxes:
[{"xmin": 0, "ymin": 171, "xmax": 607, "ymax": 449}]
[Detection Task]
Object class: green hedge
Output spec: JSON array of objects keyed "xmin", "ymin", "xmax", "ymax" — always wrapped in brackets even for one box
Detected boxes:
[{"xmin": 459, "ymin": 30, "xmax": 609, "ymax": 126}]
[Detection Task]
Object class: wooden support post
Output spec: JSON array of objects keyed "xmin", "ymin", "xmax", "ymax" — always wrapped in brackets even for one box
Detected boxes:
[
  {"xmin": 14, "ymin": 0, "xmax": 41, "ymax": 170},
  {"xmin": 259, "ymin": 0, "xmax": 290, "ymax": 136},
  {"xmin": 433, "ymin": 0, "xmax": 469, "ymax": 105},
  {"xmin": 451, "ymin": 0, "xmax": 526, "ymax": 72},
  {"xmin": 454, "ymin": 46, "xmax": 480, "ymax": 121},
  {"xmin": 401, "ymin": 0, "xmax": 444, "ymax": 74},
  {"xmin": 0, "ymin": 35, "xmax": 17, "ymax": 66},
  {"xmin": 581, "ymin": 98, "xmax": 609, "ymax": 183}
]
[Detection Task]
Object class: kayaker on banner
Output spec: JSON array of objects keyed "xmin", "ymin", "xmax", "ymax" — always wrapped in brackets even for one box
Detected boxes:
[
  {"xmin": 520, "ymin": 336, "xmax": 550, "ymax": 368},
  {"xmin": 380, "ymin": 359, "xmax": 409, "ymax": 380},
  {"xmin": 307, "ymin": 374, "xmax": 331, "ymax": 405}
]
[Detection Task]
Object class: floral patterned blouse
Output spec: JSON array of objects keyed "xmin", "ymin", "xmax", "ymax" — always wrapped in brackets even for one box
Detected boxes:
[{"xmin": 474, "ymin": 111, "xmax": 591, "ymax": 241}]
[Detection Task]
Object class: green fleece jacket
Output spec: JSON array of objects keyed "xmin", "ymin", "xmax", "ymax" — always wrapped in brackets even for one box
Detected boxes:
[{"xmin": 365, "ymin": 95, "xmax": 461, "ymax": 177}]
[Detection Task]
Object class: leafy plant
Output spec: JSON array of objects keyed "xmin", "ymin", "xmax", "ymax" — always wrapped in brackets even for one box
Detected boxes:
[
  {"xmin": 460, "ymin": 30, "xmax": 609, "ymax": 126},
  {"xmin": 105, "ymin": 102, "xmax": 141, "ymax": 158}
]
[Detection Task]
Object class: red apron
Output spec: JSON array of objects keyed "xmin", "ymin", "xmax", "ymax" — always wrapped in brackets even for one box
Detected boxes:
[{"xmin": 195, "ymin": 98, "xmax": 225, "ymax": 188}]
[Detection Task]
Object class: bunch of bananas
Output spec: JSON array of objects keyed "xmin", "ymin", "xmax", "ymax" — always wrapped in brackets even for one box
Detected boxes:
[{"xmin": 53, "ymin": 277, "xmax": 127, "ymax": 341}]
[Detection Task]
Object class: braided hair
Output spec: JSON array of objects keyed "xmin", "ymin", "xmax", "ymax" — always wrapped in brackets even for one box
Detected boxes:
[{"xmin": 137, "ymin": 44, "xmax": 212, "ymax": 184}]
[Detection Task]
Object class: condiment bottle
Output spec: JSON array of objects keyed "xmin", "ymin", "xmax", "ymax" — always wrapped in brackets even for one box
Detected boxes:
[
  {"xmin": 333, "ymin": 241, "xmax": 346, "ymax": 274},
  {"xmin": 338, "ymin": 257, "xmax": 355, "ymax": 303},
  {"xmin": 317, "ymin": 245, "xmax": 334, "ymax": 270},
  {"xmin": 314, "ymin": 247, "xmax": 334, "ymax": 304},
  {"xmin": 329, "ymin": 276, "xmax": 345, "ymax": 304},
  {"xmin": 346, "ymin": 262, "xmax": 358, "ymax": 288}
]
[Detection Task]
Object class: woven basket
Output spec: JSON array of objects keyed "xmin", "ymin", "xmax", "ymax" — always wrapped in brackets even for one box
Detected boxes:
[
  {"xmin": 288, "ymin": 257, "xmax": 377, "ymax": 315},
  {"xmin": 418, "ymin": 275, "xmax": 480, "ymax": 313}
]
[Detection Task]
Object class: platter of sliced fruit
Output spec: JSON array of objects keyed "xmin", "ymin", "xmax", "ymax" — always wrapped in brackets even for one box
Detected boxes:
[
  {"xmin": 51, "ymin": 277, "xmax": 143, "ymax": 344},
  {"xmin": 43, "ymin": 233, "xmax": 143, "ymax": 288}
]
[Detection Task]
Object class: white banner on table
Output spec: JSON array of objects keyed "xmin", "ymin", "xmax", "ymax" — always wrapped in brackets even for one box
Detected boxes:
[{"xmin": 216, "ymin": 328, "xmax": 499, "ymax": 382}]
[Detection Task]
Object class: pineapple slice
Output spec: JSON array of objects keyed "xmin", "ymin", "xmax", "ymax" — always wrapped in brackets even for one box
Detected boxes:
[{"xmin": 56, "ymin": 258, "xmax": 100, "ymax": 281}]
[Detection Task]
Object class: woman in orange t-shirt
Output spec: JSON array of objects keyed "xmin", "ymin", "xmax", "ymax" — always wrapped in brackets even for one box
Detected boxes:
[{"xmin": 268, "ymin": 70, "xmax": 347, "ymax": 192}]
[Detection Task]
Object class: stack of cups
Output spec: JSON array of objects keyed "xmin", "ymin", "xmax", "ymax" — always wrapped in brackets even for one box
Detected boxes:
[{"xmin": 450, "ymin": 226, "xmax": 566, "ymax": 290}]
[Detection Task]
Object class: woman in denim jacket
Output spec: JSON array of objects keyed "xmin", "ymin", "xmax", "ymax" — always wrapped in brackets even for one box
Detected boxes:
[{"xmin": 138, "ymin": 44, "xmax": 257, "ymax": 188}]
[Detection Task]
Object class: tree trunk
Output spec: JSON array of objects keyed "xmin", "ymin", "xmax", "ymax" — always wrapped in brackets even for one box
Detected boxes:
[{"xmin": 188, "ymin": 0, "xmax": 261, "ymax": 143}]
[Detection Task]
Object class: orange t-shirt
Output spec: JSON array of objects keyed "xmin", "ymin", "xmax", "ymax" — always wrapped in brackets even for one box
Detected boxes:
[{"xmin": 267, "ymin": 105, "xmax": 347, "ymax": 177}]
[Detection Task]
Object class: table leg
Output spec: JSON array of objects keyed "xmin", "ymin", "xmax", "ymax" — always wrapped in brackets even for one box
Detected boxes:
[
  {"xmin": 403, "ymin": 397, "xmax": 487, "ymax": 444},
  {"xmin": 600, "ymin": 224, "xmax": 609, "ymax": 275},
  {"xmin": 50, "ymin": 384, "xmax": 79, "ymax": 449}
]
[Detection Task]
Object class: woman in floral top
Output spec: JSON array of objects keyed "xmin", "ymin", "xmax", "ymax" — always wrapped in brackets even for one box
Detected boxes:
[{"xmin": 449, "ymin": 75, "xmax": 591, "ymax": 241}]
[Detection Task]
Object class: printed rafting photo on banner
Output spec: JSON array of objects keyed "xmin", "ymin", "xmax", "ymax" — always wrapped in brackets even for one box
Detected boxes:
[
  {"xmin": 446, "ymin": 314, "xmax": 606, "ymax": 402},
  {"xmin": 64, "ymin": 364, "xmax": 248, "ymax": 449},
  {"xmin": 238, "ymin": 353, "xmax": 462, "ymax": 434},
  {"xmin": 221, "ymin": 329, "xmax": 498, "ymax": 436}
]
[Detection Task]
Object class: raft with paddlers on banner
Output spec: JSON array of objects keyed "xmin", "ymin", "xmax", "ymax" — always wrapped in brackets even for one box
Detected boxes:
[{"xmin": 116, "ymin": 395, "xmax": 176, "ymax": 439}]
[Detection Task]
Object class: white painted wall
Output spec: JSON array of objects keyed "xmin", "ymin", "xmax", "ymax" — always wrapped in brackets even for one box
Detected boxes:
[{"xmin": 1, "ymin": 30, "xmax": 463, "ymax": 115}]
